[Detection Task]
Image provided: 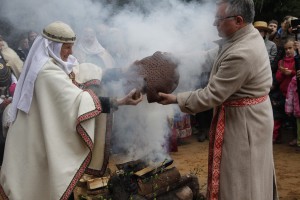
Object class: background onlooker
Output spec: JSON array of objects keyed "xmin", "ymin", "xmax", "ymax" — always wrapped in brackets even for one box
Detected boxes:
[
  {"xmin": 285, "ymin": 74, "xmax": 300, "ymax": 151},
  {"xmin": 14, "ymin": 33, "xmax": 29, "ymax": 61},
  {"xmin": 254, "ymin": 21, "xmax": 277, "ymax": 64},
  {"xmin": 73, "ymin": 27, "xmax": 115, "ymax": 69},
  {"xmin": 0, "ymin": 37, "xmax": 18, "ymax": 165},
  {"xmin": 253, "ymin": 21, "xmax": 280, "ymax": 143},
  {"xmin": 267, "ymin": 19, "xmax": 278, "ymax": 41},
  {"xmin": 275, "ymin": 38, "xmax": 296, "ymax": 143},
  {"xmin": 27, "ymin": 30, "xmax": 38, "ymax": 48}
]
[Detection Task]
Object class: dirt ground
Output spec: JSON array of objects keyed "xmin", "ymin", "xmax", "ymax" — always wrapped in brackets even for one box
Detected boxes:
[
  {"xmin": 169, "ymin": 134, "xmax": 300, "ymax": 200},
  {"xmin": 89, "ymin": 128, "xmax": 300, "ymax": 200}
]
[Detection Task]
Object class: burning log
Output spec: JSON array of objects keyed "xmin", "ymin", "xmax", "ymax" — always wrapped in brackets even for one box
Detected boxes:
[
  {"xmin": 137, "ymin": 166, "xmax": 181, "ymax": 196},
  {"xmin": 144, "ymin": 173, "xmax": 199, "ymax": 200},
  {"xmin": 134, "ymin": 159, "xmax": 174, "ymax": 178}
]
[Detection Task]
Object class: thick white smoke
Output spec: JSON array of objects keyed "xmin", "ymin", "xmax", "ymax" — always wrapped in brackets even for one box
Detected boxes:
[{"xmin": 1, "ymin": 0, "xmax": 219, "ymax": 164}]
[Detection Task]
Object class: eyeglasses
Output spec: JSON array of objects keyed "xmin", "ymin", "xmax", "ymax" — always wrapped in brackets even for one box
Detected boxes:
[{"xmin": 214, "ymin": 15, "xmax": 238, "ymax": 23}]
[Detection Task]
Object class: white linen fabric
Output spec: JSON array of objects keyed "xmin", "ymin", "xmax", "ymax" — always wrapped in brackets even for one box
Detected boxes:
[
  {"xmin": 9, "ymin": 35, "xmax": 78, "ymax": 122},
  {"xmin": 0, "ymin": 59, "xmax": 105, "ymax": 200}
]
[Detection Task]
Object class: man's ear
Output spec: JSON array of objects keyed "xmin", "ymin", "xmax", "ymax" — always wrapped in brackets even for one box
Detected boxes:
[{"xmin": 236, "ymin": 16, "xmax": 244, "ymax": 25}]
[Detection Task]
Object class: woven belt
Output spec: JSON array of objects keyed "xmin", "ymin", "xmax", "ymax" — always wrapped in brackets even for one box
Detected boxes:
[{"xmin": 206, "ymin": 95, "xmax": 268, "ymax": 200}]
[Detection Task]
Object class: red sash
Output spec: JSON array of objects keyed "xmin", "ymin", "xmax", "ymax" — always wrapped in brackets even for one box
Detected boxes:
[{"xmin": 206, "ymin": 95, "xmax": 268, "ymax": 200}]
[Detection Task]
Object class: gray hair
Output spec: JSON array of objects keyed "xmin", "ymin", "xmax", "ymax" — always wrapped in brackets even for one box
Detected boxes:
[{"xmin": 217, "ymin": 0, "xmax": 255, "ymax": 24}]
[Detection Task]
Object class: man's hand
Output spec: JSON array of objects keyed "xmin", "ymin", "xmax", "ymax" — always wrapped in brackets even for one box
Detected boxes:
[
  {"xmin": 157, "ymin": 92, "xmax": 177, "ymax": 105},
  {"xmin": 117, "ymin": 88, "xmax": 143, "ymax": 106}
]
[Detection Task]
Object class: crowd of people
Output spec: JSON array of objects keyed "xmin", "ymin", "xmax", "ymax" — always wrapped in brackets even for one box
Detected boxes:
[
  {"xmin": 0, "ymin": 0, "xmax": 299, "ymax": 199},
  {"xmin": 263, "ymin": 16, "xmax": 300, "ymax": 151}
]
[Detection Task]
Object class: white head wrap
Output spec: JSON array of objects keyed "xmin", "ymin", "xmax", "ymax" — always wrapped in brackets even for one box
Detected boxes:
[
  {"xmin": 76, "ymin": 27, "xmax": 105, "ymax": 55},
  {"xmin": 9, "ymin": 35, "xmax": 78, "ymax": 122}
]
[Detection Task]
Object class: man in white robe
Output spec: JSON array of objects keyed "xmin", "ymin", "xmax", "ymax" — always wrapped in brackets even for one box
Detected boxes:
[{"xmin": 0, "ymin": 21, "xmax": 142, "ymax": 200}]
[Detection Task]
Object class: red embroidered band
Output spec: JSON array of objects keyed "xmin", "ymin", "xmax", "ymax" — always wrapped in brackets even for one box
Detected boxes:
[{"xmin": 206, "ymin": 95, "xmax": 268, "ymax": 200}]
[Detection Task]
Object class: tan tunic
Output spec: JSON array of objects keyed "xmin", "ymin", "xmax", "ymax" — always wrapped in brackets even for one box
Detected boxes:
[
  {"xmin": 0, "ymin": 59, "xmax": 108, "ymax": 200},
  {"xmin": 177, "ymin": 25, "xmax": 276, "ymax": 200}
]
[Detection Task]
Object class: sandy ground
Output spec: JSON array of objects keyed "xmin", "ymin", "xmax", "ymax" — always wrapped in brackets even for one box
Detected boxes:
[{"xmin": 169, "ymin": 135, "xmax": 300, "ymax": 200}]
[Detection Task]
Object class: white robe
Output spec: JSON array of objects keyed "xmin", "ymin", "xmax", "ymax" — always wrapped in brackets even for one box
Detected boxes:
[{"xmin": 0, "ymin": 59, "xmax": 108, "ymax": 200}]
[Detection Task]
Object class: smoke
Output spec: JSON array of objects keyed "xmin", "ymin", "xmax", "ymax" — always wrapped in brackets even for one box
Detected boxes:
[{"xmin": 1, "ymin": 0, "xmax": 219, "ymax": 164}]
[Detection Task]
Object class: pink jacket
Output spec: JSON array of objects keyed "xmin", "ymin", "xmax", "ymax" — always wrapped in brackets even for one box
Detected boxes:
[
  {"xmin": 285, "ymin": 76, "xmax": 300, "ymax": 117},
  {"xmin": 276, "ymin": 56, "xmax": 296, "ymax": 96}
]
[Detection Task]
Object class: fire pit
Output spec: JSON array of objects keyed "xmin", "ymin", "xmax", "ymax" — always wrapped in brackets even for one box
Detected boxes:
[{"xmin": 74, "ymin": 158, "xmax": 200, "ymax": 200}]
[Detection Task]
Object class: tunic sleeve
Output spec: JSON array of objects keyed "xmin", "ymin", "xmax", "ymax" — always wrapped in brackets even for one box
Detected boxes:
[{"xmin": 177, "ymin": 52, "xmax": 251, "ymax": 114}]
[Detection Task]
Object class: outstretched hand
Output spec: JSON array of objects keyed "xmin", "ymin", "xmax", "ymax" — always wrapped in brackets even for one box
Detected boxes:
[
  {"xmin": 117, "ymin": 89, "xmax": 143, "ymax": 106},
  {"xmin": 157, "ymin": 92, "xmax": 177, "ymax": 105}
]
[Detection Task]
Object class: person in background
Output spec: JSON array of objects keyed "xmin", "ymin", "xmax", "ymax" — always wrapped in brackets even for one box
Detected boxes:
[
  {"xmin": 0, "ymin": 36, "xmax": 23, "ymax": 79},
  {"xmin": 27, "ymin": 30, "xmax": 38, "ymax": 48},
  {"xmin": 254, "ymin": 21, "xmax": 277, "ymax": 64},
  {"xmin": 268, "ymin": 19, "xmax": 278, "ymax": 41},
  {"xmin": 14, "ymin": 33, "xmax": 30, "ymax": 61},
  {"xmin": 275, "ymin": 38, "xmax": 297, "ymax": 144},
  {"xmin": 285, "ymin": 72, "xmax": 300, "ymax": 152},
  {"xmin": 0, "ymin": 21, "xmax": 142, "ymax": 200},
  {"xmin": 253, "ymin": 21, "xmax": 282, "ymax": 143},
  {"xmin": 272, "ymin": 16, "xmax": 297, "ymax": 74},
  {"xmin": 0, "ymin": 37, "xmax": 18, "ymax": 166},
  {"xmin": 273, "ymin": 16, "xmax": 295, "ymax": 46},
  {"xmin": 287, "ymin": 40, "xmax": 300, "ymax": 150},
  {"xmin": 73, "ymin": 26, "xmax": 115, "ymax": 69},
  {"xmin": 158, "ymin": 0, "xmax": 277, "ymax": 199}
]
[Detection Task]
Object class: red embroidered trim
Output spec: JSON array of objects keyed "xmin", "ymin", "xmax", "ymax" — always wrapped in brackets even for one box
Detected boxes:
[
  {"xmin": 71, "ymin": 77, "xmax": 101, "ymax": 90},
  {"xmin": 0, "ymin": 184, "xmax": 8, "ymax": 200},
  {"xmin": 85, "ymin": 113, "xmax": 112, "ymax": 177},
  {"xmin": 60, "ymin": 90, "xmax": 102, "ymax": 200},
  {"xmin": 206, "ymin": 95, "xmax": 268, "ymax": 200},
  {"xmin": 83, "ymin": 79, "xmax": 101, "ymax": 88},
  {"xmin": 0, "ymin": 77, "xmax": 104, "ymax": 199}
]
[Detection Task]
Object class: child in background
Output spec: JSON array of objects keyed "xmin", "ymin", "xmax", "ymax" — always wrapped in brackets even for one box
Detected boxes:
[
  {"xmin": 275, "ymin": 38, "xmax": 296, "ymax": 143},
  {"xmin": 285, "ymin": 74, "xmax": 300, "ymax": 151},
  {"xmin": 286, "ymin": 40, "xmax": 300, "ymax": 149}
]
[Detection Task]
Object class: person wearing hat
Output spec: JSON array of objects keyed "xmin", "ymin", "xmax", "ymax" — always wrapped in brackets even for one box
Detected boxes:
[
  {"xmin": 254, "ymin": 21, "xmax": 285, "ymax": 144},
  {"xmin": 254, "ymin": 21, "xmax": 277, "ymax": 64},
  {"xmin": 0, "ymin": 21, "xmax": 142, "ymax": 200}
]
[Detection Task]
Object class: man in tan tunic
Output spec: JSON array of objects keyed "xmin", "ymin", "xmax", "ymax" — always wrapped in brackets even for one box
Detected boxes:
[
  {"xmin": 158, "ymin": 0, "xmax": 277, "ymax": 199},
  {"xmin": 0, "ymin": 21, "xmax": 142, "ymax": 200}
]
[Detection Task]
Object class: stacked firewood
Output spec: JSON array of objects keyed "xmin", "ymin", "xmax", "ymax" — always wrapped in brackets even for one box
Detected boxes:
[{"xmin": 74, "ymin": 159, "xmax": 200, "ymax": 200}]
